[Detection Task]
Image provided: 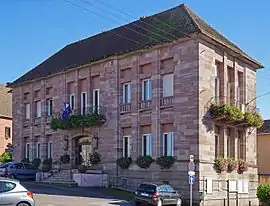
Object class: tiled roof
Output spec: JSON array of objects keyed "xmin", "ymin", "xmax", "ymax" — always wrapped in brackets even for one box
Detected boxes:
[
  {"xmin": 9, "ymin": 4, "xmax": 263, "ymax": 87},
  {"xmin": 258, "ymin": 120, "xmax": 270, "ymax": 134},
  {"xmin": 0, "ymin": 84, "xmax": 12, "ymax": 118}
]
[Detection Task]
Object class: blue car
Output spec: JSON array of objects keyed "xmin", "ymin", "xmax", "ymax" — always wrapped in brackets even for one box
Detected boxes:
[{"xmin": 0, "ymin": 162, "xmax": 38, "ymax": 180}]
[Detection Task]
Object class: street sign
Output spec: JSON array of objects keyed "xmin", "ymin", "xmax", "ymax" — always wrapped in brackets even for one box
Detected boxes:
[
  {"xmin": 188, "ymin": 162, "xmax": 195, "ymax": 171},
  {"xmin": 189, "ymin": 155, "xmax": 194, "ymax": 162},
  {"xmin": 189, "ymin": 175, "xmax": 195, "ymax": 185},
  {"xmin": 188, "ymin": 171, "xmax": 195, "ymax": 176}
]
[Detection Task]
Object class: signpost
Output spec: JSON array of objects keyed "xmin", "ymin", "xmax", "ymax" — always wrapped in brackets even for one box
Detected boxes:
[{"xmin": 188, "ymin": 155, "xmax": 195, "ymax": 206}]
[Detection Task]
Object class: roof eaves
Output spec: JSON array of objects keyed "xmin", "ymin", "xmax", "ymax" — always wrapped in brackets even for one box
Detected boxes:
[{"xmin": 182, "ymin": 4, "xmax": 264, "ymax": 69}]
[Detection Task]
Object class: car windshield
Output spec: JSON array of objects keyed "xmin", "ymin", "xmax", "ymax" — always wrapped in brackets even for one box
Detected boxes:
[
  {"xmin": 0, "ymin": 163, "xmax": 10, "ymax": 168},
  {"xmin": 138, "ymin": 184, "xmax": 156, "ymax": 193}
]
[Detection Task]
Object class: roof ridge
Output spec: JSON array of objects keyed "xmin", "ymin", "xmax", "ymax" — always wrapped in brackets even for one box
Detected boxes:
[{"xmin": 179, "ymin": 4, "xmax": 202, "ymax": 32}]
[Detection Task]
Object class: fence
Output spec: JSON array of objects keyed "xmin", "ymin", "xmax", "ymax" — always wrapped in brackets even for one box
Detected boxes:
[{"xmin": 107, "ymin": 175, "xmax": 258, "ymax": 206}]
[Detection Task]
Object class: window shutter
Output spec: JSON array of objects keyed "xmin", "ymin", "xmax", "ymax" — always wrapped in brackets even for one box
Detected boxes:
[
  {"xmin": 127, "ymin": 84, "xmax": 131, "ymax": 103},
  {"xmin": 148, "ymin": 80, "xmax": 152, "ymax": 99}
]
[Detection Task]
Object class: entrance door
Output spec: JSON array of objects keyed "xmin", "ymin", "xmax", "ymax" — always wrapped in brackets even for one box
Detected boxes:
[{"xmin": 76, "ymin": 137, "xmax": 92, "ymax": 167}]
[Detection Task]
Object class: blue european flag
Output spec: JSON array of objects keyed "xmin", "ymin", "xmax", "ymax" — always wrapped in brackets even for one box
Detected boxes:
[{"xmin": 61, "ymin": 103, "xmax": 72, "ymax": 120}]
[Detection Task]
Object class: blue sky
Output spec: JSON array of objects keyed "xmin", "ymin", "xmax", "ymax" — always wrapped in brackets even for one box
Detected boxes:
[{"xmin": 1, "ymin": 0, "xmax": 270, "ymax": 118}]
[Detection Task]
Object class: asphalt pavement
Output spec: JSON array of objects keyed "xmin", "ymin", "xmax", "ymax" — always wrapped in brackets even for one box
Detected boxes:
[{"xmin": 21, "ymin": 181, "xmax": 132, "ymax": 206}]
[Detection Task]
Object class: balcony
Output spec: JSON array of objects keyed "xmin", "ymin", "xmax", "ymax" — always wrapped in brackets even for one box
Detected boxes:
[
  {"xmin": 161, "ymin": 96, "xmax": 173, "ymax": 107},
  {"xmin": 50, "ymin": 106, "xmax": 106, "ymax": 131},
  {"xmin": 120, "ymin": 103, "xmax": 131, "ymax": 113},
  {"xmin": 207, "ymin": 96, "xmax": 263, "ymax": 128},
  {"xmin": 139, "ymin": 100, "xmax": 151, "ymax": 110}
]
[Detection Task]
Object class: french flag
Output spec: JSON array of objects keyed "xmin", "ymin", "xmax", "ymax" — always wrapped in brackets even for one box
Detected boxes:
[{"xmin": 61, "ymin": 103, "xmax": 72, "ymax": 120}]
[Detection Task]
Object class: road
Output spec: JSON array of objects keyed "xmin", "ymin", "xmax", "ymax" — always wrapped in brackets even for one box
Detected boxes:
[{"xmin": 21, "ymin": 181, "xmax": 132, "ymax": 206}]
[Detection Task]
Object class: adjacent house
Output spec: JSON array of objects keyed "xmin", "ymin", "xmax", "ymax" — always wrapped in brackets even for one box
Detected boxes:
[
  {"xmin": 0, "ymin": 84, "xmax": 12, "ymax": 155},
  {"xmin": 7, "ymin": 4, "xmax": 263, "ymax": 205},
  {"xmin": 257, "ymin": 120, "xmax": 270, "ymax": 184}
]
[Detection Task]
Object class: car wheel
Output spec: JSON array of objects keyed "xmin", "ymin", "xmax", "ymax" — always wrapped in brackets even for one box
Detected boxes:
[
  {"xmin": 8, "ymin": 174, "xmax": 15, "ymax": 179},
  {"xmin": 134, "ymin": 200, "xmax": 141, "ymax": 206},
  {"xmin": 176, "ymin": 198, "xmax": 182, "ymax": 206},
  {"xmin": 157, "ymin": 199, "xmax": 163, "ymax": 206},
  {"xmin": 17, "ymin": 202, "xmax": 30, "ymax": 206}
]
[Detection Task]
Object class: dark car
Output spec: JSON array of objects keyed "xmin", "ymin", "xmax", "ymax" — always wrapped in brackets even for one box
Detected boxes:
[
  {"xmin": 0, "ymin": 162, "xmax": 38, "ymax": 180},
  {"xmin": 134, "ymin": 183, "xmax": 182, "ymax": 206}
]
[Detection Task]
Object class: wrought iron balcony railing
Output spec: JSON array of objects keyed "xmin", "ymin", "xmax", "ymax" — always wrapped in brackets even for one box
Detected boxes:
[{"xmin": 71, "ymin": 106, "xmax": 106, "ymax": 121}]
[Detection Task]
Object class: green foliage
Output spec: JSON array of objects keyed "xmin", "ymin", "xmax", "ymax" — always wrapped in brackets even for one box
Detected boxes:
[
  {"xmin": 60, "ymin": 154, "xmax": 70, "ymax": 164},
  {"xmin": 244, "ymin": 112, "xmax": 264, "ymax": 128},
  {"xmin": 156, "ymin": 156, "xmax": 176, "ymax": 169},
  {"xmin": 135, "ymin": 156, "xmax": 154, "ymax": 169},
  {"xmin": 78, "ymin": 165, "xmax": 87, "ymax": 173},
  {"xmin": 50, "ymin": 112, "xmax": 104, "ymax": 131},
  {"xmin": 116, "ymin": 157, "xmax": 132, "ymax": 169},
  {"xmin": 227, "ymin": 158, "xmax": 237, "ymax": 173},
  {"xmin": 213, "ymin": 156, "xmax": 228, "ymax": 173},
  {"xmin": 209, "ymin": 104, "xmax": 244, "ymax": 120},
  {"xmin": 31, "ymin": 158, "xmax": 41, "ymax": 168},
  {"xmin": 21, "ymin": 158, "xmax": 29, "ymax": 163},
  {"xmin": 257, "ymin": 184, "xmax": 270, "ymax": 205},
  {"xmin": 89, "ymin": 152, "xmax": 101, "ymax": 165},
  {"xmin": 209, "ymin": 104, "xmax": 263, "ymax": 128},
  {"xmin": 0, "ymin": 152, "xmax": 12, "ymax": 163}
]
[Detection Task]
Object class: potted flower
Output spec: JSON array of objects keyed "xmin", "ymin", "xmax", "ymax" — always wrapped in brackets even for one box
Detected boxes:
[
  {"xmin": 116, "ymin": 157, "xmax": 132, "ymax": 169},
  {"xmin": 213, "ymin": 156, "xmax": 228, "ymax": 173},
  {"xmin": 237, "ymin": 159, "xmax": 248, "ymax": 174},
  {"xmin": 135, "ymin": 156, "xmax": 154, "ymax": 169},
  {"xmin": 156, "ymin": 156, "xmax": 176, "ymax": 169},
  {"xmin": 90, "ymin": 152, "xmax": 101, "ymax": 165},
  {"xmin": 60, "ymin": 154, "xmax": 70, "ymax": 164},
  {"xmin": 227, "ymin": 158, "xmax": 237, "ymax": 173},
  {"xmin": 78, "ymin": 165, "xmax": 87, "ymax": 174}
]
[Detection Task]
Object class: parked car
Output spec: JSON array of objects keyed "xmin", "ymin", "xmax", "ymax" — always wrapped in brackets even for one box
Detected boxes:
[
  {"xmin": 134, "ymin": 183, "xmax": 182, "ymax": 206},
  {"xmin": 0, "ymin": 177, "xmax": 35, "ymax": 206},
  {"xmin": 0, "ymin": 162, "xmax": 38, "ymax": 180}
]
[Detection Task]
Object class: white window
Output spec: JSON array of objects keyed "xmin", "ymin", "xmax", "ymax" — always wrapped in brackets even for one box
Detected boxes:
[
  {"xmin": 25, "ymin": 103, "xmax": 30, "ymax": 119},
  {"xmin": 141, "ymin": 79, "xmax": 152, "ymax": 101},
  {"xmin": 123, "ymin": 136, "xmax": 131, "ymax": 158},
  {"xmin": 36, "ymin": 101, "xmax": 41, "ymax": 118},
  {"xmin": 163, "ymin": 132, "xmax": 174, "ymax": 156},
  {"xmin": 69, "ymin": 94, "xmax": 75, "ymax": 110},
  {"xmin": 25, "ymin": 143, "xmax": 30, "ymax": 159},
  {"xmin": 142, "ymin": 134, "xmax": 152, "ymax": 156},
  {"xmin": 162, "ymin": 74, "xmax": 174, "ymax": 97},
  {"xmin": 123, "ymin": 83, "xmax": 131, "ymax": 104},
  {"xmin": 47, "ymin": 99, "xmax": 53, "ymax": 116},
  {"xmin": 80, "ymin": 92, "xmax": 87, "ymax": 115},
  {"xmin": 36, "ymin": 142, "xmax": 41, "ymax": 159},
  {"xmin": 47, "ymin": 141, "xmax": 53, "ymax": 159},
  {"xmin": 238, "ymin": 180, "xmax": 249, "ymax": 194},
  {"xmin": 93, "ymin": 89, "xmax": 100, "ymax": 112},
  {"xmin": 213, "ymin": 64, "xmax": 219, "ymax": 104}
]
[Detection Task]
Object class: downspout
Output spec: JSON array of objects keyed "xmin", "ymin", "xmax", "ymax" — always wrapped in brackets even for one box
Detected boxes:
[{"xmin": 116, "ymin": 56, "xmax": 120, "ymax": 187}]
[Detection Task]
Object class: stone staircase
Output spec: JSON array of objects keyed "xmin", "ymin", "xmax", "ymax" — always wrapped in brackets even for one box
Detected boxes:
[{"xmin": 41, "ymin": 169, "xmax": 78, "ymax": 187}]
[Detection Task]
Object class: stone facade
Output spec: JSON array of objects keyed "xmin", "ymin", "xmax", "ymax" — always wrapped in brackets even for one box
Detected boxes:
[
  {"xmin": 0, "ymin": 116, "xmax": 12, "ymax": 155},
  {"xmin": 11, "ymin": 37, "xmax": 260, "ymax": 205}
]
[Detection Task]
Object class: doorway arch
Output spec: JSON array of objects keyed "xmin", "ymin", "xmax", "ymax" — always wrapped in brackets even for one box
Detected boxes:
[{"xmin": 73, "ymin": 135, "xmax": 93, "ymax": 167}]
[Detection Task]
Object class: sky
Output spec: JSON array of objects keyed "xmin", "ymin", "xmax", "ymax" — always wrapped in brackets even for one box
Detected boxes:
[{"xmin": 1, "ymin": 0, "xmax": 270, "ymax": 119}]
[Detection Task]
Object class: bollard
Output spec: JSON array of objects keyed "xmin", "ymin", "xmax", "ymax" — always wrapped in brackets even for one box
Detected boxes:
[
  {"xmin": 223, "ymin": 198, "xmax": 226, "ymax": 206},
  {"xmin": 249, "ymin": 200, "xmax": 251, "ymax": 206}
]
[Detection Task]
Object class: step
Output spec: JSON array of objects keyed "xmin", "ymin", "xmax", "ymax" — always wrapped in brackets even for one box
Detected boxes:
[{"xmin": 42, "ymin": 181, "xmax": 78, "ymax": 187}]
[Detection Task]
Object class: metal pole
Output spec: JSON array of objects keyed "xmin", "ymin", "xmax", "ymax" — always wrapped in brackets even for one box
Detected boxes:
[
  {"xmin": 202, "ymin": 176, "xmax": 205, "ymax": 206},
  {"xmin": 190, "ymin": 183, "xmax": 192, "ymax": 206}
]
